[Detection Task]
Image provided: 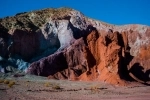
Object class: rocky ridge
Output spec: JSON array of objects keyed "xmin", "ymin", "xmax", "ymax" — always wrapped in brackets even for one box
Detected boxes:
[{"xmin": 0, "ymin": 8, "xmax": 150, "ymax": 85}]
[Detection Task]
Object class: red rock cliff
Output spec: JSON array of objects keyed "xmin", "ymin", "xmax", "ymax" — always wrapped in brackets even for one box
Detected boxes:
[{"xmin": 0, "ymin": 8, "xmax": 150, "ymax": 85}]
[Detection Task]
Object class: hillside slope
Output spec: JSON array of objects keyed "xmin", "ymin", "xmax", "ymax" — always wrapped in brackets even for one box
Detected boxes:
[{"xmin": 0, "ymin": 8, "xmax": 150, "ymax": 85}]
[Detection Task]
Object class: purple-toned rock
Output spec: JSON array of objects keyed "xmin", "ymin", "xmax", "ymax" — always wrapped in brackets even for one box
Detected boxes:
[
  {"xmin": 1, "ymin": 8, "xmax": 150, "ymax": 85},
  {"xmin": 27, "ymin": 51, "xmax": 68, "ymax": 76}
]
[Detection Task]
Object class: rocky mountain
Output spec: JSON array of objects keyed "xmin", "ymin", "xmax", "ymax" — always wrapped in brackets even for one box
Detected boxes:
[{"xmin": 0, "ymin": 8, "xmax": 150, "ymax": 85}]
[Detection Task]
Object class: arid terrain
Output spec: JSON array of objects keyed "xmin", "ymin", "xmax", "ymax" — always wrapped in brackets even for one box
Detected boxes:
[
  {"xmin": 0, "ymin": 73, "xmax": 150, "ymax": 100},
  {"xmin": 1, "ymin": 8, "xmax": 150, "ymax": 100}
]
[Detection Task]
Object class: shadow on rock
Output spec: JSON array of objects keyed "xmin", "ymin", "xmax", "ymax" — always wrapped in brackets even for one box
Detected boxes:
[{"xmin": 129, "ymin": 63, "xmax": 150, "ymax": 83}]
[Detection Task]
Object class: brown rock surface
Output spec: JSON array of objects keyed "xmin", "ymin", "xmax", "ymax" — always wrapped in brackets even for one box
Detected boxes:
[
  {"xmin": 0, "ymin": 8, "xmax": 150, "ymax": 85},
  {"xmin": 0, "ymin": 24, "xmax": 9, "ymax": 58},
  {"xmin": 8, "ymin": 29, "xmax": 39, "ymax": 60},
  {"xmin": 27, "ymin": 26, "xmax": 150, "ymax": 85},
  {"xmin": 27, "ymin": 51, "xmax": 68, "ymax": 76}
]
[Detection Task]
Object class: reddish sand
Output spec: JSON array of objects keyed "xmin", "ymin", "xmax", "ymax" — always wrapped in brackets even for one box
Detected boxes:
[{"xmin": 0, "ymin": 74, "xmax": 150, "ymax": 100}]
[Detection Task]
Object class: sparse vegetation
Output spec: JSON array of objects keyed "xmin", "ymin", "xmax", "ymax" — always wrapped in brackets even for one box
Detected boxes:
[
  {"xmin": 4, "ymin": 80, "xmax": 9, "ymax": 84},
  {"xmin": 8, "ymin": 81, "xmax": 15, "ymax": 88},
  {"xmin": 44, "ymin": 82, "xmax": 61, "ymax": 90},
  {"xmin": 0, "ymin": 79, "xmax": 4, "ymax": 83},
  {"xmin": 90, "ymin": 85, "xmax": 100, "ymax": 93},
  {"xmin": 0, "ymin": 7, "xmax": 73, "ymax": 32},
  {"xmin": 0, "ymin": 79, "xmax": 16, "ymax": 88},
  {"xmin": 52, "ymin": 85, "xmax": 61, "ymax": 90},
  {"xmin": 44, "ymin": 82, "xmax": 52, "ymax": 87}
]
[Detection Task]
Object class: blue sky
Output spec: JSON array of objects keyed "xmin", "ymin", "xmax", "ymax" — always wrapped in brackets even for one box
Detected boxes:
[{"xmin": 0, "ymin": 0, "xmax": 150, "ymax": 26}]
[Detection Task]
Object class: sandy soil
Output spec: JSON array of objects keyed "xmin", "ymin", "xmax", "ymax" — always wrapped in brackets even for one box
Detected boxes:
[{"xmin": 0, "ymin": 73, "xmax": 150, "ymax": 100}]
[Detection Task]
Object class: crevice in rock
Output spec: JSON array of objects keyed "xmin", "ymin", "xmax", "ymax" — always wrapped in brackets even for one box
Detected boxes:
[
  {"xmin": 118, "ymin": 32, "xmax": 134, "ymax": 81},
  {"xmin": 129, "ymin": 63, "xmax": 150, "ymax": 83}
]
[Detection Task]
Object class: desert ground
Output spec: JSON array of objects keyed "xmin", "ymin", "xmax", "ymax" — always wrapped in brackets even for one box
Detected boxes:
[{"xmin": 0, "ymin": 72, "xmax": 150, "ymax": 100}]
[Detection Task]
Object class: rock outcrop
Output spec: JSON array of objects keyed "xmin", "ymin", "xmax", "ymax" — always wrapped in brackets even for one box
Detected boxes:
[{"xmin": 0, "ymin": 8, "xmax": 150, "ymax": 85}]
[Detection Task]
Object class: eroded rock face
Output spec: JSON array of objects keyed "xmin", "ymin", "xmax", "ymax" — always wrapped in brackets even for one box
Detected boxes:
[
  {"xmin": 1, "ymin": 8, "xmax": 150, "ymax": 85},
  {"xmin": 27, "ymin": 52, "xmax": 68, "ymax": 76},
  {"xmin": 27, "ymin": 26, "xmax": 150, "ymax": 85},
  {"xmin": 27, "ymin": 38, "xmax": 96, "ymax": 80},
  {"xmin": 0, "ymin": 25, "xmax": 9, "ymax": 58},
  {"xmin": 0, "ymin": 8, "xmax": 89, "ymax": 72},
  {"xmin": 8, "ymin": 29, "xmax": 39, "ymax": 60}
]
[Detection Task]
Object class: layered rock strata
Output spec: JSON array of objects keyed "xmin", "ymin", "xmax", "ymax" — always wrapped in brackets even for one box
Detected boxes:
[{"xmin": 0, "ymin": 8, "xmax": 150, "ymax": 85}]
